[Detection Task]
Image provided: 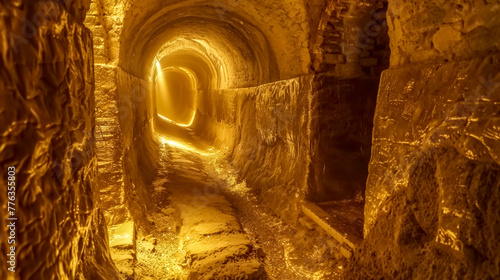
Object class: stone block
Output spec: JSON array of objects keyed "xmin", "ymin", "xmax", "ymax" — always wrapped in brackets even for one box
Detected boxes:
[{"xmin": 324, "ymin": 53, "xmax": 346, "ymax": 64}]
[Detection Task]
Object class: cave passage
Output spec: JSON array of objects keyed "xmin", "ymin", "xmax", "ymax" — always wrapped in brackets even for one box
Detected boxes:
[
  {"xmin": 154, "ymin": 65, "xmax": 198, "ymax": 127},
  {"xmin": 129, "ymin": 25, "xmax": 355, "ymax": 278},
  {"xmin": 92, "ymin": 0, "xmax": 381, "ymax": 276},
  {"xmin": 2, "ymin": 1, "xmax": 500, "ymax": 279}
]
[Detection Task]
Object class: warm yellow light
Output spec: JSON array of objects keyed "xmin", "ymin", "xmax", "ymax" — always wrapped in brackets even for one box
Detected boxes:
[
  {"xmin": 157, "ymin": 136, "xmax": 217, "ymax": 156},
  {"xmin": 157, "ymin": 113, "xmax": 195, "ymax": 127},
  {"xmin": 154, "ymin": 66, "xmax": 198, "ymax": 127}
]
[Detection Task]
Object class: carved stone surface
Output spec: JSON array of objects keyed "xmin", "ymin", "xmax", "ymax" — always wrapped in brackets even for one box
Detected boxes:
[
  {"xmin": 353, "ymin": 54, "xmax": 500, "ymax": 279},
  {"xmin": 193, "ymin": 77, "xmax": 313, "ymax": 219},
  {"xmin": 0, "ymin": 1, "xmax": 118, "ymax": 279},
  {"xmin": 387, "ymin": 0, "xmax": 500, "ymax": 66}
]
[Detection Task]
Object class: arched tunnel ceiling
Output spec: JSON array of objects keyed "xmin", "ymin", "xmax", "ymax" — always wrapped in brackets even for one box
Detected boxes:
[
  {"xmin": 118, "ymin": 0, "xmax": 312, "ymax": 88},
  {"xmin": 155, "ymin": 67, "xmax": 197, "ymax": 125},
  {"xmin": 157, "ymin": 47, "xmax": 219, "ymax": 90}
]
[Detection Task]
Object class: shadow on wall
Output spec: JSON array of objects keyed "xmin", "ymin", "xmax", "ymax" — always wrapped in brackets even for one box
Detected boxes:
[{"xmin": 308, "ymin": 76, "xmax": 379, "ymax": 203}]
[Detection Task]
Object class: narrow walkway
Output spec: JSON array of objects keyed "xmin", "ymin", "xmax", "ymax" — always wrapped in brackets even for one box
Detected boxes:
[{"xmin": 134, "ymin": 129, "xmax": 343, "ymax": 279}]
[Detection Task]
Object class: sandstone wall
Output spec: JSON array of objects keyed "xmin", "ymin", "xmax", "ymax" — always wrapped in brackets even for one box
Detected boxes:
[
  {"xmin": 85, "ymin": 2, "xmax": 158, "ymax": 276},
  {"xmin": 311, "ymin": 0, "xmax": 390, "ymax": 78},
  {"xmin": 86, "ymin": 0, "xmax": 158, "ymax": 229},
  {"xmin": 84, "ymin": 0, "xmax": 128, "ymax": 226},
  {"xmin": 388, "ymin": 0, "xmax": 500, "ymax": 66},
  {"xmin": 192, "ymin": 77, "xmax": 314, "ymax": 219},
  {"xmin": 116, "ymin": 69, "xmax": 158, "ymax": 229},
  {"xmin": 0, "ymin": 1, "xmax": 119, "ymax": 279},
  {"xmin": 352, "ymin": 0, "xmax": 500, "ymax": 278},
  {"xmin": 194, "ymin": 73, "xmax": 379, "ymax": 220}
]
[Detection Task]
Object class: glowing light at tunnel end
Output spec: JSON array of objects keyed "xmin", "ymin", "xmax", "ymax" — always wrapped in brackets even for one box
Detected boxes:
[{"xmin": 157, "ymin": 113, "xmax": 195, "ymax": 128}]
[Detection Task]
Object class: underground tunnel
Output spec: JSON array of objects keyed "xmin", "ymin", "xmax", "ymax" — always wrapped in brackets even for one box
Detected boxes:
[{"xmin": 1, "ymin": 0, "xmax": 500, "ymax": 279}]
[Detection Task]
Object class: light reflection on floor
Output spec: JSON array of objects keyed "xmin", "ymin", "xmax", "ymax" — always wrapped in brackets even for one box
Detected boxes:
[{"xmin": 133, "ymin": 120, "xmax": 343, "ymax": 279}]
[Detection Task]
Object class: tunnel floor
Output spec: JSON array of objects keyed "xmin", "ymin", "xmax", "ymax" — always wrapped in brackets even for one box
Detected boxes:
[{"xmin": 127, "ymin": 127, "xmax": 343, "ymax": 279}]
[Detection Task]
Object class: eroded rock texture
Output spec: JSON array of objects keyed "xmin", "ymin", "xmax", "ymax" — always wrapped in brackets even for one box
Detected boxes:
[
  {"xmin": 2, "ymin": 0, "xmax": 497, "ymax": 278},
  {"xmin": 193, "ymin": 77, "xmax": 314, "ymax": 219},
  {"xmin": 348, "ymin": 0, "xmax": 500, "ymax": 278},
  {"xmin": 84, "ymin": 0, "xmax": 128, "ymax": 227},
  {"xmin": 0, "ymin": 1, "xmax": 118, "ymax": 279},
  {"xmin": 388, "ymin": 0, "xmax": 500, "ymax": 66},
  {"xmin": 353, "ymin": 56, "xmax": 500, "ymax": 279}
]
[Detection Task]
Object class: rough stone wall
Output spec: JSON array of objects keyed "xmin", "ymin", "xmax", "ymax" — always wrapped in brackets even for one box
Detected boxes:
[
  {"xmin": 85, "ymin": 1, "xmax": 127, "ymax": 226},
  {"xmin": 194, "ymin": 72, "xmax": 378, "ymax": 219},
  {"xmin": 84, "ymin": 2, "xmax": 162, "ymax": 227},
  {"xmin": 311, "ymin": 0, "xmax": 390, "ymax": 78},
  {"xmin": 194, "ymin": 77, "xmax": 314, "ymax": 219},
  {"xmin": 350, "ymin": 0, "xmax": 500, "ymax": 278},
  {"xmin": 116, "ymin": 69, "xmax": 158, "ymax": 229},
  {"xmin": 353, "ymin": 53, "xmax": 500, "ymax": 280},
  {"xmin": 93, "ymin": 65, "xmax": 128, "ymax": 225},
  {"xmin": 0, "ymin": 1, "xmax": 119, "ymax": 279},
  {"xmin": 85, "ymin": 0, "xmax": 124, "ymax": 65},
  {"xmin": 86, "ymin": 0, "xmax": 158, "ymax": 230},
  {"xmin": 307, "ymin": 0, "xmax": 328, "ymax": 38},
  {"xmin": 388, "ymin": 0, "xmax": 500, "ymax": 66}
]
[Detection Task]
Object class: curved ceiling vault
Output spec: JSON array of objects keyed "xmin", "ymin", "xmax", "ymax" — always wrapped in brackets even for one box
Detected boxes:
[{"xmin": 118, "ymin": 0, "xmax": 312, "ymax": 89}]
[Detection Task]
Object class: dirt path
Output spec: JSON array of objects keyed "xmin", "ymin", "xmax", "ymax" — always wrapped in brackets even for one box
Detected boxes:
[{"xmin": 134, "ymin": 133, "xmax": 343, "ymax": 279}]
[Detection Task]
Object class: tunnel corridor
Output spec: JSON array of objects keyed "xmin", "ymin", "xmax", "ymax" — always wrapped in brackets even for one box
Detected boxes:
[
  {"xmin": 86, "ymin": 0, "xmax": 385, "ymax": 277},
  {"xmin": 1, "ymin": 0, "xmax": 500, "ymax": 279}
]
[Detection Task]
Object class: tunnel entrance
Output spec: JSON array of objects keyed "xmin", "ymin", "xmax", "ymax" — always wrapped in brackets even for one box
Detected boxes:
[{"xmin": 154, "ymin": 64, "xmax": 198, "ymax": 126}]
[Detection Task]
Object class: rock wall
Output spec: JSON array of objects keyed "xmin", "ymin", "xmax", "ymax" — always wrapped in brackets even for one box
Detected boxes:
[
  {"xmin": 85, "ymin": 1, "xmax": 128, "ymax": 226},
  {"xmin": 311, "ymin": 0, "xmax": 390, "ymax": 78},
  {"xmin": 350, "ymin": 0, "xmax": 500, "ymax": 278},
  {"xmin": 353, "ymin": 53, "xmax": 500, "ymax": 280},
  {"xmin": 0, "ymin": 1, "xmax": 119, "ymax": 279},
  {"xmin": 193, "ymin": 76, "xmax": 314, "ymax": 219},
  {"xmin": 116, "ymin": 69, "xmax": 158, "ymax": 229},
  {"xmin": 85, "ymin": 2, "xmax": 158, "ymax": 276},
  {"xmin": 388, "ymin": 0, "xmax": 500, "ymax": 66},
  {"xmin": 194, "ymin": 73, "xmax": 379, "ymax": 219},
  {"xmin": 86, "ymin": 0, "xmax": 158, "ymax": 231}
]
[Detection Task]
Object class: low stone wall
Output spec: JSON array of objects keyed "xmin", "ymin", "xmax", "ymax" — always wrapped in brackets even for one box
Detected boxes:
[{"xmin": 194, "ymin": 76, "xmax": 314, "ymax": 219}]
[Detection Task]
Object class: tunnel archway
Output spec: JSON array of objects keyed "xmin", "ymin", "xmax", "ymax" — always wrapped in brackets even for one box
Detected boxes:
[
  {"xmin": 154, "ymin": 65, "xmax": 198, "ymax": 127},
  {"xmin": 3, "ymin": 0, "xmax": 499, "ymax": 279}
]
